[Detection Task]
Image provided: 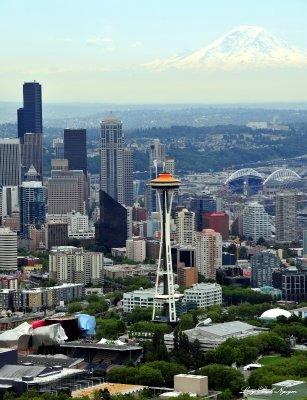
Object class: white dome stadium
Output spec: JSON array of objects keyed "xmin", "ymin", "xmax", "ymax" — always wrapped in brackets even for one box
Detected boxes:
[{"xmin": 260, "ymin": 308, "xmax": 291, "ymax": 320}]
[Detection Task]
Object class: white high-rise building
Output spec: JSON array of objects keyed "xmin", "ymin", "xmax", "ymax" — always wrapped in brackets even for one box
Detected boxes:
[
  {"xmin": 0, "ymin": 227, "xmax": 17, "ymax": 271},
  {"xmin": 165, "ymin": 156, "xmax": 175, "ymax": 176},
  {"xmin": 275, "ymin": 192, "xmax": 297, "ymax": 243},
  {"xmin": 68, "ymin": 211, "xmax": 89, "ymax": 233},
  {"xmin": 126, "ymin": 206, "xmax": 133, "ymax": 239},
  {"xmin": 46, "ymin": 211, "xmax": 90, "ymax": 234},
  {"xmin": 196, "ymin": 229, "xmax": 222, "ymax": 279},
  {"xmin": 49, "ymin": 246, "xmax": 104, "ymax": 286},
  {"xmin": 149, "ymin": 139, "xmax": 166, "ymax": 168},
  {"xmin": 100, "ymin": 114, "xmax": 124, "ymax": 204},
  {"xmin": 0, "ymin": 139, "xmax": 21, "ymax": 186},
  {"xmin": 176, "ymin": 208, "xmax": 196, "ymax": 245},
  {"xmin": 1, "ymin": 187, "xmax": 19, "ymax": 218},
  {"xmin": 123, "ymin": 148, "xmax": 134, "ymax": 206},
  {"xmin": 242, "ymin": 202, "xmax": 271, "ymax": 241},
  {"xmin": 126, "ymin": 237, "xmax": 146, "ymax": 262}
]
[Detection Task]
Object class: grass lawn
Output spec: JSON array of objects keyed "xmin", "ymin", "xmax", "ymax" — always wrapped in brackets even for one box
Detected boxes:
[{"xmin": 259, "ymin": 355, "xmax": 285, "ymax": 366}]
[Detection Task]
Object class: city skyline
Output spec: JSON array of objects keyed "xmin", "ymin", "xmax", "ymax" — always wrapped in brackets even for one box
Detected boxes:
[{"xmin": 1, "ymin": 0, "xmax": 307, "ymax": 103}]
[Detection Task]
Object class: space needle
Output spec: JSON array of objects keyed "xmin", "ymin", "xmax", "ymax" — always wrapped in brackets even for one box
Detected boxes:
[{"xmin": 150, "ymin": 171, "xmax": 181, "ymax": 323}]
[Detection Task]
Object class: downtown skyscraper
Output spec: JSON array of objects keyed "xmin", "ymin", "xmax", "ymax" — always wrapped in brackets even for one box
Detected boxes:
[
  {"xmin": 100, "ymin": 114, "xmax": 133, "ymax": 206},
  {"xmin": 275, "ymin": 191, "xmax": 297, "ymax": 243},
  {"xmin": 19, "ymin": 181, "xmax": 47, "ymax": 238},
  {"xmin": 17, "ymin": 82, "xmax": 43, "ymax": 179},
  {"xmin": 64, "ymin": 129, "xmax": 87, "ymax": 174},
  {"xmin": 0, "ymin": 139, "xmax": 21, "ymax": 186},
  {"xmin": 147, "ymin": 139, "xmax": 166, "ymax": 213},
  {"xmin": 17, "ymin": 81, "xmax": 42, "ymax": 141}
]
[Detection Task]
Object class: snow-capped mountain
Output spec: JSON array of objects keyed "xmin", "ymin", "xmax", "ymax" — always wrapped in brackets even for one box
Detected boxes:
[{"xmin": 146, "ymin": 25, "xmax": 307, "ymax": 70}]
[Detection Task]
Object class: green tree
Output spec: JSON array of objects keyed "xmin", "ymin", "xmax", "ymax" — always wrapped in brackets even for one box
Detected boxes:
[
  {"xmin": 137, "ymin": 365, "xmax": 164, "ymax": 386},
  {"xmin": 96, "ymin": 318, "xmax": 126, "ymax": 339},
  {"xmin": 197, "ymin": 364, "xmax": 245, "ymax": 395},
  {"xmin": 125, "ymin": 307, "xmax": 153, "ymax": 324},
  {"xmin": 144, "ymin": 361, "xmax": 187, "ymax": 386},
  {"xmin": 178, "ymin": 313, "xmax": 195, "ymax": 330},
  {"xmin": 68, "ymin": 302, "xmax": 83, "ymax": 314}
]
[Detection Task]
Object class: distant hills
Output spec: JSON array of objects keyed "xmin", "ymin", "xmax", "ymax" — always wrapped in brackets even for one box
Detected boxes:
[{"xmin": 1, "ymin": 102, "xmax": 307, "ymax": 131}]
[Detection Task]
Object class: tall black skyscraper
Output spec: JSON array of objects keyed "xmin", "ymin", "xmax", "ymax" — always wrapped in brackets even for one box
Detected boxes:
[
  {"xmin": 95, "ymin": 190, "xmax": 127, "ymax": 250},
  {"xmin": 17, "ymin": 82, "xmax": 42, "ymax": 142},
  {"xmin": 64, "ymin": 129, "xmax": 87, "ymax": 174}
]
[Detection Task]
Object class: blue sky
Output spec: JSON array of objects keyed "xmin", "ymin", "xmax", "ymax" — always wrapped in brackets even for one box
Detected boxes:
[{"xmin": 1, "ymin": 0, "xmax": 307, "ymax": 103}]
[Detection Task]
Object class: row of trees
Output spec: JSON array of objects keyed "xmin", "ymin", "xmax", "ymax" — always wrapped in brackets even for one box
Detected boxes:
[
  {"xmin": 222, "ymin": 285, "xmax": 272, "ymax": 306},
  {"xmin": 107, "ymin": 360, "xmax": 187, "ymax": 387},
  {"xmin": 248, "ymin": 351, "xmax": 307, "ymax": 388},
  {"xmin": 202, "ymin": 332, "xmax": 291, "ymax": 367},
  {"xmin": 68, "ymin": 294, "xmax": 109, "ymax": 316}
]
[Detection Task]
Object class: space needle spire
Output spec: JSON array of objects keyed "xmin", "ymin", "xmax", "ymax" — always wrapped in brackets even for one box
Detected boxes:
[{"xmin": 150, "ymin": 172, "xmax": 181, "ymax": 323}]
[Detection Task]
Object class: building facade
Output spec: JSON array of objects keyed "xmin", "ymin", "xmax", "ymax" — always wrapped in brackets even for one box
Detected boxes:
[
  {"xmin": 251, "ymin": 250, "xmax": 281, "ymax": 288},
  {"xmin": 177, "ymin": 263, "xmax": 198, "ymax": 288},
  {"xmin": 64, "ymin": 129, "xmax": 87, "ymax": 174},
  {"xmin": 182, "ymin": 283, "xmax": 222, "ymax": 308},
  {"xmin": 0, "ymin": 227, "xmax": 17, "ymax": 271},
  {"xmin": 275, "ymin": 192, "xmax": 297, "ymax": 243},
  {"xmin": 176, "ymin": 208, "xmax": 196, "ymax": 246},
  {"xmin": 273, "ymin": 258, "xmax": 307, "ymax": 302},
  {"xmin": 190, "ymin": 194, "xmax": 217, "ymax": 232},
  {"xmin": 47, "ymin": 170, "xmax": 86, "ymax": 214},
  {"xmin": 196, "ymin": 229, "xmax": 222, "ymax": 279},
  {"xmin": 19, "ymin": 181, "xmax": 47, "ymax": 238},
  {"xmin": 242, "ymin": 202, "xmax": 271, "ymax": 241},
  {"xmin": 49, "ymin": 246, "xmax": 104, "ymax": 286},
  {"xmin": 17, "ymin": 81, "xmax": 42, "ymax": 142},
  {"xmin": 0, "ymin": 283, "xmax": 84, "ymax": 311},
  {"xmin": 203, "ymin": 211, "xmax": 229, "ymax": 240},
  {"xmin": 21, "ymin": 133, "xmax": 43, "ymax": 177},
  {"xmin": 95, "ymin": 190, "xmax": 127, "ymax": 250},
  {"xmin": 123, "ymin": 288, "xmax": 156, "ymax": 312},
  {"xmin": 45, "ymin": 221, "xmax": 68, "ymax": 249},
  {"xmin": 0, "ymin": 139, "xmax": 21, "ymax": 186},
  {"xmin": 126, "ymin": 237, "xmax": 146, "ymax": 262},
  {"xmin": 123, "ymin": 148, "xmax": 134, "ymax": 206},
  {"xmin": 100, "ymin": 114, "xmax": 124, "ymax": 203}
]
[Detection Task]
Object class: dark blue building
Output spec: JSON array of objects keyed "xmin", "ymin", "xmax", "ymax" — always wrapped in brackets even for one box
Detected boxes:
[
  {"xmin": 95, "ymin": 190, "xmax": 127, "ymax": 250},
  {"xmin": 190, "ymin": 194, "xmax": 216, "ymax": 231},
  {"xmin": 64, "ymin": 129, "xmax": 87, "ymax": 174},
  {"xmin": 222, "ymin": 252, "xmax": 236, "ymax": 265},
  {"xmin": 17, "ymin": 82, "xmax": 42, "ymax": 142},
  {"xmin": 19, "ymin": 181, "xmax": 46, "ymax": 238}
]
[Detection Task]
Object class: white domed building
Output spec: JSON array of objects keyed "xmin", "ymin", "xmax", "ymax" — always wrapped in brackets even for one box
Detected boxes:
[{"xmin": 260, "ymin": 308, "xmax": 291, "ymax": 321}]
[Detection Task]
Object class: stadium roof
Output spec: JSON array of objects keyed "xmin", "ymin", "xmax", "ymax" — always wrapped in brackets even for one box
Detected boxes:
[
  {"xmin": 263, "ymin": 169, "xmax": 301, "ymax": 185},
  {"xmin": 225, "ymin": 168, "xmax": 263, "ymax": 184}
]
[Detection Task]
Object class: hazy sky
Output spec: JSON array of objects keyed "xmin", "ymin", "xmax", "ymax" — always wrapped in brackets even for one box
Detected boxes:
[{"xmin": 1, "ymin": 0, "xmax": 307, "ymax": 103}]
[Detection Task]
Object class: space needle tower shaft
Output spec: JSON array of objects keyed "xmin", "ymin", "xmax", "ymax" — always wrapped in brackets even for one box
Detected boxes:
[{"xmin": 150, "ymin": 172, "xmax": 181, "ymax": 323}]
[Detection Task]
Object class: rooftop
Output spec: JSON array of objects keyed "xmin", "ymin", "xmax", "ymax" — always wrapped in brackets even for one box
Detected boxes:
[
  {"xmin": 179, "ymin": 321, "xmax": 266, "ymax": 342},
  {"xmin": 72, "ymin": 382, "xmax": 145, "ymax": 398},
  {"xmin": 61, "ymin": 341, "xmax": 142, "ymax": 352},
  {"xmin": 21, "ymin": 181, "xmax": 43, "ymax": 188},
  {"xmin": 184, "ymin": 283, "xmax": 221, "ymax": 292},
  {"xmin": 0, "ymin": 364, "xmax": 84, "ymax": 385}
]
